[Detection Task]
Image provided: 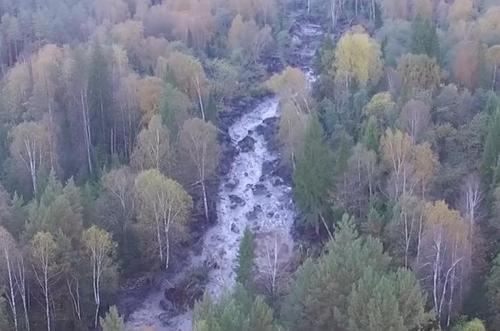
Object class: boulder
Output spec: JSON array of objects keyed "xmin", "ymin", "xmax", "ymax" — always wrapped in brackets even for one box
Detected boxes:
[
  {"xmin": 238, "ymin": 136, "xmax": 256, "ymax": 152},
  {"xmin": 252, "ymin": 183, "xmax": 268, "ymax": 196},
  {"xmin": 231, "ymin": 223, "xmax": 240, "ymax": 234},
  {"xmin": 225, "ymin": 178, "xmax": 239, "ymax": 190},
  {"xmin": 229, "ymin": 195, "xmax": 245, "ymax": 209}
]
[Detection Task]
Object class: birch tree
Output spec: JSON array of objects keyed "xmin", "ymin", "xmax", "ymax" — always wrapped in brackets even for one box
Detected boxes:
[
  {"xmin": 83, "ymin": 226, "xmax": 117, "ymax": 328},
  {"xmin": 179, "ymin": 119, "xmax": 220, "ymax": 222},
  {"xmin": 167, "ymin": 52, "xmax": 210, "ymax": 120},
  {"xmin": 131, "ymin": 115, "xmax": 172, "ymax": 174},
  {"xmin": 0, "ymin": 226, "xmax": 19, "ymax": 331},
  {"xmin": 10, "ymin": 120, "xmax": 51, "ymax": 197},
  {"xmin": 419, "ymin": 201, "xmax": 470, "ymax": 326},
  {"xmin": 30, "ymin": 232, "xmax": 58, "ymax": 331},
  {"xmin": 333, "ymin": 29, "xmax": 383, "ymax": 89},
  {"xmin": 135, "ymin": 169, "xmax": 192, "ymax": 270}
]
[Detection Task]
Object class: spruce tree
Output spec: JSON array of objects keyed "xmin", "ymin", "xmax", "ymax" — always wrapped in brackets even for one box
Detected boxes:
[
  {"xmin": 293, "ymin": 116, "xmax": 334, "ymax": 233},
  {"xmin": 481, "ymin": 96, "xmax": 500, "ymax": 185},
  {"xmin": 0, "ymin": 296, "xmax": 10, "ymax": 331},
  {"xmin": 411, "ymin": 16, "xmax": 439, "ymax": 59},
  {"xmin": 100, "ymin": 306, "xmax": 125, "ymax": 331},
  {"xmin": 235, "ymin": 227, "xmax": 255, "ymax": 288}
]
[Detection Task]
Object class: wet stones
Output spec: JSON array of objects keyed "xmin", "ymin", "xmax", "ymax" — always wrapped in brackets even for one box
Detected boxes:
[
  {"xmin": 252, "ymin": 183, "xmax": 269, "ymax": 196},
  {"xmin": 238, "ymin": 136, "xmax": 256, "ymax": 152},
  {"xmin": 231, "ymin": 223, "xmax": 239, "ymax": 234},
  {"xmin": 229, "ymin": 195, "xmax": 245, "ymax": 209},
  {"xmin": 245, "ymin": 205, "xmax": 263, "ymax": 221},
  {"xmin": 225, "ymin": 178, "xmax": 239, "ymax": 190}
]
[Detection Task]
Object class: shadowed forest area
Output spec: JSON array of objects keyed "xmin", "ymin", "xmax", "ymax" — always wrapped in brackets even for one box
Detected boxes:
[{"xmin": 0, "ymin": 0, "xmax": 499, "ymax": 330}]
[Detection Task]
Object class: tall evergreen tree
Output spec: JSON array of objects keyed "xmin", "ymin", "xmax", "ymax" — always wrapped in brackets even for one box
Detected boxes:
[
  {"xmin": 87, "ymin": 40, "xmax": 113, "ymax": 168},
  {"xmin": 293, "ymin": 116, "xmax": 334, "ymax": 234},
  {"xmin": 0, "ymin": 296, "xmax": 10, "ymax": 331},
  {"xmin": 411, "ymin": 16, "xmax": 439, "ymax": 59},
  {"xmin": 482, "ymin": 96, "xmax": 500, "ymax": 185},
  {"xmin": 193, "ymin": 284, "xmax": 281, "ymax": 331},
  {"xmin": 235, "ymin": 228, "xmax": 255, "ymax": 288}
]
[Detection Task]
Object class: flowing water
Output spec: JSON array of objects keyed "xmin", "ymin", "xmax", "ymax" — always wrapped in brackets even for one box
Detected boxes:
[{"xmin": 124, "ymin": 15, "xmax": 323, "ymax": 331}]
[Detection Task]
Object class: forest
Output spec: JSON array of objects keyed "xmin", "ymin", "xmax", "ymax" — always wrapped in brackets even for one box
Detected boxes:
[{"xmin": 0, "ymin": 0, "xmax": 500, "ymax": 330}]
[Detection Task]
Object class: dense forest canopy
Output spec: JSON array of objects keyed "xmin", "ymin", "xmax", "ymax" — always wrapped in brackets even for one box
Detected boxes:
[{"xmin": 0, "ymin": 0, "xmax": 499, "ymax": 330}]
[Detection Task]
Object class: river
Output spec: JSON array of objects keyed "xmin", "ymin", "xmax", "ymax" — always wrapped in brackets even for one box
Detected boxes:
[{"xmin": 124, "ymin": 12, "xmax": 323, "ymax": 331}]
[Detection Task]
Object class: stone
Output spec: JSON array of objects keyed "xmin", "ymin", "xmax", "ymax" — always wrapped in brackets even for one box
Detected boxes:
[
  {"xmin": 231, "ymin": 223, "xmax": 239, "ymax": 234},
  {"xmin": 225, "ymin": 178, "xmax": 239, "ymax": 190},
  {"xmin": 252, "ymin": 183, "xmax": 268, "ymax": 196},
  {"xmin": 229, "ymin": 195, "xmax": 245, "ymax": 209},
  {"xmin": 238, "ymin": 136, "xmax": 256, "ymax": 153}
]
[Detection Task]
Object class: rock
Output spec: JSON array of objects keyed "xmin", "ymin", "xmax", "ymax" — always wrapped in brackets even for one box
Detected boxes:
[
  {"xmin": 267, "ymin": 211, "xmax": 275, "ymax": 218},
  {"xmin": 229, "ymin": 195, "xmax": 245, "ymax": 209},
  {"xmin": 273, "ymin": 177, "xmax": 284, "ymax": 186},
  {"xmin": 225, "ymin": 178, "xmax": 239, "ymax": 190},
  {"xmin": 160, "ymin": 299, "xmax": 175, "ymax": 313},
  {"xmin": 245, "ymin": 205, "xmax": 262, "ymax": 221},
  {"xmin": 252, "ymin": 183, "xmax": 268, "ymax": 196},
  {"xmin": 231, "ymin": 223, "xmax": 239, "ymax": 234},
  {"xmin": 262, "ymin": 160, "xmax": 278, "ymax": 177},
  {"xmin": 238, "ymin": 136, "xmax": 256, "ymax": 152},
  {"xmin": 159, "ymin": 313, "xmax": 172, "ymax": 326}
]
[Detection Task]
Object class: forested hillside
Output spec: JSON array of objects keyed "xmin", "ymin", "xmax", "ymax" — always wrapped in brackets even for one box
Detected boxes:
[{"xmin": 0, "ymin": 0, "xmax": 499, "ymax": 330}]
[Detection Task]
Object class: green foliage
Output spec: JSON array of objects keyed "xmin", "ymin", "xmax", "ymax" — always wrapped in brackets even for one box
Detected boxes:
[
  {"xmin": 452, "ymin": 318, "xmax": 487, "ymax": 331},
  {"xmin": 411, "ymin": 16, "xmax": 439, "ymax": 59},
  {"xmin": 482, "ymin": 96, "xmax": 500, "ymax": 185},
  {"xmin": 361, "ymin": 116, "xmax": 380, "ymax": 152},
  {"xmin": 487, "ymin": 254, "xmax": 500, "ymax": 328},
  {"xmin": 235, "ymin": 228, "xmax": 255, "ymax": 288},
  {"xmin": 193, "ymin": 284, "xmax": 281, "ymax": 331},
  {"xmin": 293, "ymin": 116, "xmax": 334, "ymax": 233},
  {"xmin": 283, "ymin": 216, "xmax": 430, "ymax": 331},
  {"xmin": 100, "ymin": 306, "xmax": 125, "ymax": 331},
  {"xmin": 0, "ymin": 296, "xmax": 10, "ymax": 331}
]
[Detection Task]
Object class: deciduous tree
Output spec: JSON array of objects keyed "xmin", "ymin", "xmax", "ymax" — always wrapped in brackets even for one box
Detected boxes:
[
  {"xmin": 131, "ymin": 115, "xmax": 172, "ymax": 174},
  {"xmin": 83, "ymin": 226, "xmax": 117, "ymax": 328},
  {"xmin": 333, "ymin": 29, "xmax": 383, "ymax": 89},
  {"xmin": 135, "ymin": 169, "xmax": 192, "ymax": 270},
  {"xmin": 179, "ymin": 119, "xmax": 220, "ymax": 222}
]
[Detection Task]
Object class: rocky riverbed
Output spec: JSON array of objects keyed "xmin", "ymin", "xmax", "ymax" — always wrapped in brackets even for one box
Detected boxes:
[{"xmin": 119, "ymin": 10, "xmax": 324, "ymax": 331}]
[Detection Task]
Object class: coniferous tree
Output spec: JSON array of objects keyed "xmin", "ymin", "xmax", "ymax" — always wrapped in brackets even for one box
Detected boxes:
[
  {"xmin": 482, "ymin": 97, "xmax": 500, "ymax": 185},
  {"xmin": 293, "ymin": 116, "xmax": 334, "ymax": 234},
  {"xmin": 487, "ymin": 253, "xmax": 500, "ymax": 328},
  {"xmin": 411, "ymin": 16, "xmax": 439, "ymax": 59},
  {"xmin": 100, "ymin": 306, "xmax": 125, "ymax": 331},
  {"xmin": 0, "ymin": 296, "xmax": 10, "ymax": 331},
  {"xmin": 235, "ymin": 228, "xmax": 255, "ymax": 288},
  {"xmin": 193, "ymin": 284, "xmax": 281, "ymax": 331}
]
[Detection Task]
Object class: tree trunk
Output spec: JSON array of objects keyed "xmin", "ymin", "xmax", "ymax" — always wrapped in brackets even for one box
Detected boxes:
[
  {"xmin": 81, "ymin": 91, "xmax": 93, "ymax": 175},
  {"xmin": 44, "ymin": 267, "xmax": 51, "ymax": 331},
  {"xmin": 201, "ymin": 181, "xmax": 209, "ymax": 222},
  {"xmin": 4, "ymin": 249, "xmax": 18, "ymax": 331},
  {"xmin": 195, "ymin": 77, "xmax": 205, "ymax": 121},
  {"xmin": 15, "ymin": 258, "xmax": 29, "ymax": 331}
]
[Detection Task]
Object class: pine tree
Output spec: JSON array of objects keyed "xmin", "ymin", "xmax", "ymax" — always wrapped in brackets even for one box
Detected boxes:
[
  {"xmin": 193, "ymin": 284, "xmax": 280, "ymax": 331},
  {"xmin": 100, "ymin": 306, "xmax": 125, "ymax": 331},
  {"xmin": 293, "ymin": 116, "xmax": 334, "ymax": 234},
  {"xmin": 283, "ymin": 217, "xmax": 430, "ymax": 331},
  {"xmin": 235, "ymin": 228, "xmax": 255, "ymax": 288}
]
